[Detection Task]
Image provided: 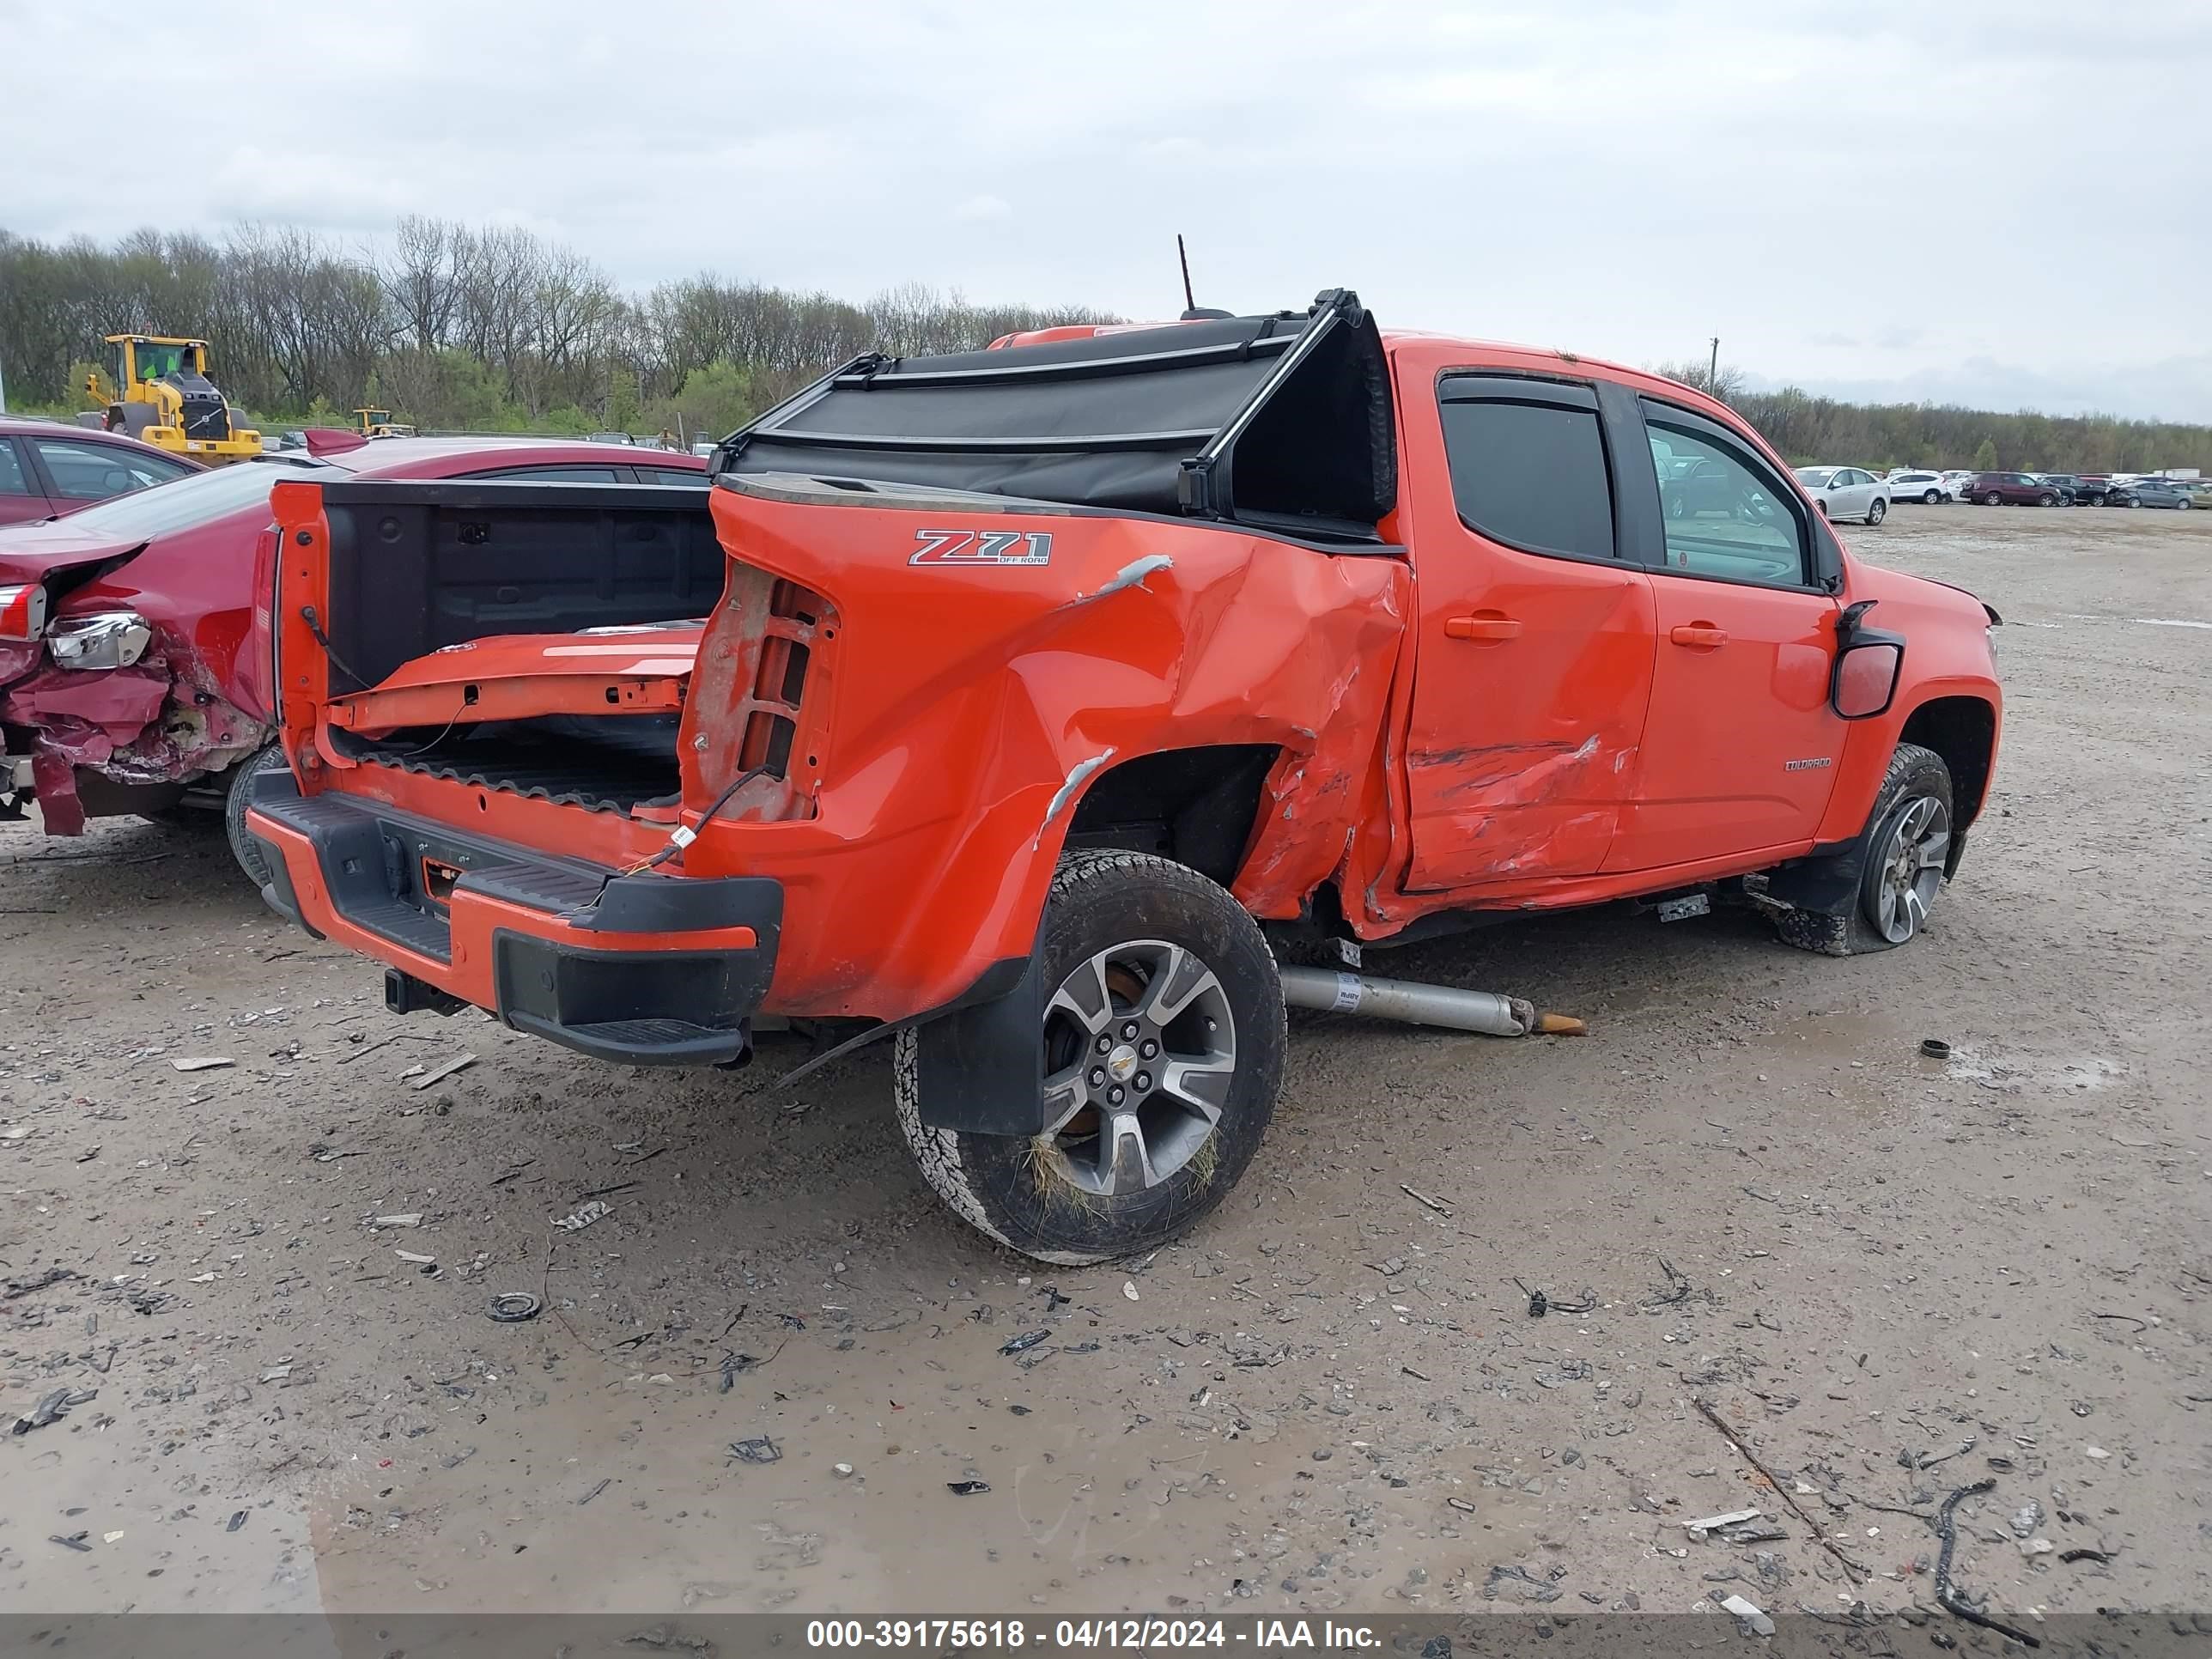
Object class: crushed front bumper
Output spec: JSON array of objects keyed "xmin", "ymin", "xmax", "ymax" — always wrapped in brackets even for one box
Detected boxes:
[{"xmin": 244, "ymin": 771, "xmax": 780, "ymax": 1066}]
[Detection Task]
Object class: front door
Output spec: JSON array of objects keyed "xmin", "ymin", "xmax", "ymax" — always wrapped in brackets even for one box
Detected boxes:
[
  {"xmin": 1401, "ymin": 375, "xmax": 1656, "ymax": 890},
  {"xmin": 1606, "ymin": 402, "xmax": 1844, "ymax": 872}
]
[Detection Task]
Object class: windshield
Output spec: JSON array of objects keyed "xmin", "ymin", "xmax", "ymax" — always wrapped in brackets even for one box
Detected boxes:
[
  {"xmin": 131, "ymin": 341, "xmax": 191, "ymax": 380},
  {"xmin": 1794, "ymin": 467, "xmax": 1837, "ymax": 485},
  {"xmin": 47, "ymin": 455, "xmax": 333, "ymax": 538}
]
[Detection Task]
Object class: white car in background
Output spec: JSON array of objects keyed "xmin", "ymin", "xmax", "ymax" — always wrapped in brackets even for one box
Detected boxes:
[
  {"xmin": 1886, "ymin": 469, "xmax": 1956, "ymax": 503},
  {"xmin": 1941, "ymin": 470, "xmax": 1977, "ymax": 498},
  {"xmin": 1792, "ymin": 465, "xmax": 1889, "ymax": 524}
]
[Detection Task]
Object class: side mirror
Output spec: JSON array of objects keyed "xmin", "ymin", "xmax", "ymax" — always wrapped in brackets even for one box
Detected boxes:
[
  {"xmin": 1831, "ymin": 599, "xmax": 1904, "ymax": 719},
  {"xmin": 1832, "ymin": 640, "xmax": 1902, "ymax": 718}
]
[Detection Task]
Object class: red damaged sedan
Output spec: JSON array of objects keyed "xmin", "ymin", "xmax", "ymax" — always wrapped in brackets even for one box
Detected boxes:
[{"xmin": 1, "ymin": 434, "xmax": 705, "ymax": 877}]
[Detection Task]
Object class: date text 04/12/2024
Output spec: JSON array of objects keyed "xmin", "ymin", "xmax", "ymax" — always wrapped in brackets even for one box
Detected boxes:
[{"xmin": 804, "ymin": 1619, "xmax": 1382, "ymax": 1650}]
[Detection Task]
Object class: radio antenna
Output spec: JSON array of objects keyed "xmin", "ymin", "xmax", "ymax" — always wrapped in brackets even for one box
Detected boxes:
[{"xmin": 1177, "ymin": 234, "xmax": 1197, "ymax": 315}]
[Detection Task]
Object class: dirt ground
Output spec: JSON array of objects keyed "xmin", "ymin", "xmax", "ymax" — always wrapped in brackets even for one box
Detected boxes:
[{"xmin": 3, "ymin": 503, "xmax": 2208, "ymax": 1631}]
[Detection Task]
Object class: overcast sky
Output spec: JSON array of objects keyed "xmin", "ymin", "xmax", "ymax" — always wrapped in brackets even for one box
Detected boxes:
[{"xmin": 3, "ymin": 1, "xmax": 2207, "ymax": 420}]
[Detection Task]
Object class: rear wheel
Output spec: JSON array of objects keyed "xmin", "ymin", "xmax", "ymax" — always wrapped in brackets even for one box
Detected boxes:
[
  {"xmin": 2178, "ymin": 498, "xmax": 2191, "ymax": 511},
  {"xmin": 1866, "ymin": 497, "xmax": 1887, "ymax": 525},
  {"xmin": 224, "ymin": 743, "xmax": 290, "ymax": 890},
  {"xmin": 1922, "ymin": 489, "xmax": 1940, "ymax": 504},
  {"xmin": 2037, "ymin": 492, "xmax": 2057, "ymax": 507},
  {"xmin": 1772, "ymin": 743, "xmax": 1954, "ymax": 956},
  {"xmin": 1982, "ymin": 491, "xmax": 2002, "ymax": 506},
  {"xmin": 896, "ymin": 850, "xmax": 1285, "ymax": 1264}
]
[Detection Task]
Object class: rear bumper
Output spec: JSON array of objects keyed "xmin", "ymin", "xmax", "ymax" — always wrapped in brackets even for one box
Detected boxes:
[{"xmin": 245, "ymin": 772, "xmax": 780, "ymax": 1066}]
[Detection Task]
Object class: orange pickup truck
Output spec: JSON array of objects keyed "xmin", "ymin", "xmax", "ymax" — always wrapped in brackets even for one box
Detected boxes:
[{"xmin": 246, "ymin": 290, "xmax": 2001, "ymax": 1262}]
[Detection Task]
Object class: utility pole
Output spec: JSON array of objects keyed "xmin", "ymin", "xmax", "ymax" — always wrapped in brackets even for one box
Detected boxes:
[{"xmin": 1708, "ymin": 337, "xmax": 1719, "ymax": 392}]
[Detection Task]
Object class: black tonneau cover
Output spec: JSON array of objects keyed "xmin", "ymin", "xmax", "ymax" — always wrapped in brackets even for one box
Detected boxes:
[{"xmin": 716, "ymin": 289, "xmax": 1395, "ymax": 540}]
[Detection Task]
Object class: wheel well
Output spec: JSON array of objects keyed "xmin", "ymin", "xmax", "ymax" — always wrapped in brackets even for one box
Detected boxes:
[
  {"xmin": 1063, "ymin": 744, "xmax": 1279, "ymax": 888},
  {"xmin": 1899, "ymin": 696, "xmax": 1995, "ymax": 826}
]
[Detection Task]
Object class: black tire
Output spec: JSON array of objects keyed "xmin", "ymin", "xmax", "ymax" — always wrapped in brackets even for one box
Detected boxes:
[
  {"xmin": 1866, "ymin": 497, "xmax": 1887, "ymax": 526},
  {"xmin": 1922, "ymin": 489, "xmax": 1940, "ymax": 504},
  {"xmin": 895, "ymin": 849, "xmax": 1285, "ymax": 1264},
  {"xmin": 1982, "ymin": 491, "xmax": 2002, "ymax": 507},
  {"xmin": 1814, "ymin": 499, "xmax": 1828, "ymax": 518},
  {"xmin": 2037, "ymin": 493, "xmax": 2056, "ymax": 507},
  {"xmin": 224, "ymin": 742, "xmax": 291, "ymax": 890},
  {"xmin": 1771, "ymin": 743, "xmax": 1954, "ymax": 957},
  {"xmin": 2179, "ymin": 498, "xmax": 2192, "ymax": 511}
]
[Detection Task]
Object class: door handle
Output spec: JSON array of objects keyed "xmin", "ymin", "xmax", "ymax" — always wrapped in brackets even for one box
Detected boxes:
[
  {"xmin": 1444, "ymin": 614, "xmax": 1522, "ymax": 642},
  {"xmin": 1669, "ymin": 623, "xmax": 1729, "ymax": 647}
]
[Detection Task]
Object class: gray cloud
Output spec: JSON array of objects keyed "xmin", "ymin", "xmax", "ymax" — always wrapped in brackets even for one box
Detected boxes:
[{"xmin": 2, "ymin": 0, "xmax": 2206, "ymax": 420}]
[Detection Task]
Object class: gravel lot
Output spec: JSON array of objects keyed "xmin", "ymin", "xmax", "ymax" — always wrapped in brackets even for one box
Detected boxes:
[{"xmin": 3, "ymin": 503, "xmax": 2207, "ymax": 1628}]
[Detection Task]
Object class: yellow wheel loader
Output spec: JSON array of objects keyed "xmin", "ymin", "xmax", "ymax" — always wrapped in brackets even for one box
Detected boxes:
[
  {"xmin": 353, "ymin": 407, "xmax": 417, "ymax": 439},
  {"xmin": 87, "ymin": 336, "xmax": 262, "ymax": 464}
]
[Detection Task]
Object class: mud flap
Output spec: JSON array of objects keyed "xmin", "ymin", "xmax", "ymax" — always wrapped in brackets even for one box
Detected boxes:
[{"xmin": 909, "ymin": 955, "xmax": 1048, "ymax": 1136}]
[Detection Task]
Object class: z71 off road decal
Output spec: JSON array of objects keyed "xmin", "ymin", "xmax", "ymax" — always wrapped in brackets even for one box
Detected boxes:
[{"xmin": 909, "ymin": 528, "xmax": 1053, "ymax": 567}]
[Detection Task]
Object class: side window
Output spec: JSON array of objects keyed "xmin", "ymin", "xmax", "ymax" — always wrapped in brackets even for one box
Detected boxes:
[
  {"xmin": 33, "ymin": 438, "xmax": 179, "ymax": 501},
  {"xmin": 634, "ymin": 466, "xmax": 706, "ymax": 486},
  {"xmin": 1645, "ymin": 419, "xmax": 1808, "ymax": 586},
  {"xmin": 0, "ymin": 441, "xmax": 30, "ymax": 495},
  {"xmin": 463, "ymin": 464, "xmax": 624, "ymax": 483},
  {"xmin": 1437, "ymin": 384, "xmax": 1615, "ymax": 560}
]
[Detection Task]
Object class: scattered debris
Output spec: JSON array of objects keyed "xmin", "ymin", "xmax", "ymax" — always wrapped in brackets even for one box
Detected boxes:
[
  {"xmin": 1483, "ymin": 1564, "xmax": 1562, "ymax": 1604},
  {"xmin": 13, "ymin": 1386, "xmax": 94, "ymax": 1435},
  {"xmin": 258, "ymin": 1365, "xmax": 293, "ymax": 1384},
  {"xmin": 1933, "ymin": 1479, "xmax": 2042, "ymax": 1649},
  {"xmin": 1122, "ymin": 1279, "xmax": 1140, "ymax": 1302},
  {"xmin": 49, "ymin": 1532, "xmax": 92, "ymax": 1553},
  {"xmin": 2009, "ymin": 1499, "xmax": 2045, "ymax": 1538},
  {"xmin": 1718, "ymin": 1593, "xmax": 1776, "ymax": 1638},
  {"xmin": 578, "ymin": 1478, "xmax": 611, "ymax": 1505},
  {"xmin": 395, "ymin": 1249, "xmax": 436, "ymax": 1266},
  {"xmin": 946, "ymin": 1480, "xmax": 990, "ymax": 1495},
  {"xmin": 2061, "ymin": 1547, "xmax": 2118, "ymax": 1565},
  {"xmin": 2083, "ymin": 1445, "xmax": 2112, "ymax": 1461},
  {"xmin": 226, "ymin": 1510, "xmax": 248, "ymax": 1533},
  {"xmin": 369, "ymin": 1213, "xmax": 424, "ymax": 1230},
  {"xmin": 1400, "ymin": 1184, "xmax": 1452, "ymax": 1217},
  {"xmin": 833, "ymin": 1462, "xmax": 854, "ymax": 1478},
  {"xmin": 2018, "ymin": 1537, "xmax": 2055, "ymax": 1558},
  {"xmin": 1693, "ymin": 1399, "xmax": 1868, "ymax": 1583},
  {"xmin": 1685, "ymin": 1508, "xmax": 1764, "ymax": 1537},
  {"xmin": 168, "ymin": 1056, "xmax": 234, "ymax": 1073},
  {"xmin": 727, "ymin": 1437, "xmax": 781, "ymax": 1465},
  {"xmin": 487, "ymin": 1292, "xmax": 543, "ymax": 1323},
  {"xmin": 1640, "ymin": 1256, "xmax": 1692, "ymax": 1309},
  {"xmin": 999, "ymin": 1329, "xmax": 1052, "ymax": 1355},
  {"xmin": 554, "ymin": 1200, "xmax": 611, "ymax": 1232},
  {"xmin": 1919, "ymin": 1037, "xmax": 1953, "ymax": 1059},
  {"xmin": 4, "ymin": 1267, "xmax": 76, "ymax": 1301},
  {"xmin": 410, "ymin": 1053, "xmax": 477, "ymax": 1091},
  {"xmin": 1514, "ymin": 1278, "xmax": 1593, "ymax": 1317}
]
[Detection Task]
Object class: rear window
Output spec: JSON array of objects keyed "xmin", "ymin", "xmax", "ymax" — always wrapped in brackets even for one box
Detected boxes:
[
  {"xmin": 52, "ymin": 455, "xmax": 331, "ymax": 536},
  {"xmin": 0, "ymin": 441, "xmax": 28, "ymax": 495},
  {"xmin": 1437, "ymin": 386, "xmax": 1615, "ymax": 561}
]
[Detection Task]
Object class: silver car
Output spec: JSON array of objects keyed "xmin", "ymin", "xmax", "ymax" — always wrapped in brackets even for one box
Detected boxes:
[{"xmin": 1792, "ymin": 465, "xmax": 1890, "ymax": 525}]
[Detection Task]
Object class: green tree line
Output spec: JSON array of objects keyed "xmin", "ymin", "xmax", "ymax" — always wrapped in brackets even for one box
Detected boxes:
[
  {"xmin": 6, "ymin": 220, "xmax": 2203, "ymax": 472},
  {"xmin": 0, "ymin": 219, "xmax": 1113, "ymax": 439},
  {"xmin": 1656, "ymin": 362, "xmax": 2212, "ymax": 475}
]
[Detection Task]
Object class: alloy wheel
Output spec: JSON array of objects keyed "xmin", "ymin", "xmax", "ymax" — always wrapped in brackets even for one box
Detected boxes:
[
  {"xmin": 1037, "ymin": 939, "xmax": 1237, "ymax": 1196},
  {"xmin": 1868, "ymin": 795, "xmax": 1950, "ymax": 945}
]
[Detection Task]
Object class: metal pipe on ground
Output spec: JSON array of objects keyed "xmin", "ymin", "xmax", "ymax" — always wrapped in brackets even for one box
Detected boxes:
[{"xmin": 1278, "ymin": 964, "xmax": 1583, "ymax": 1037}]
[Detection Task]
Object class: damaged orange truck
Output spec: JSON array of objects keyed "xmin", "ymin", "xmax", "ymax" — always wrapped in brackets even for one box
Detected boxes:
[{"xmin": 246, "ymin": 291, "xmax": 2001, "ymax": 1262}]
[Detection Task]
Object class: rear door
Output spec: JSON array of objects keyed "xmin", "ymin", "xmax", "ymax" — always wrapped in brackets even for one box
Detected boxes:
[
  {"xmin": 1400, "ymin": 374, "xmax": 1656, "ymax": 889},
  {"xmin": 1604, "ymin": 398, "xmax": 1843, "ymax": 872},
  {"xmin": 0, "ymin": 439, "xmax": 48, "ymax": 526},
  {"xmin": 26, "ymin": 434, "xmax": 197, "ymax": 511}
]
